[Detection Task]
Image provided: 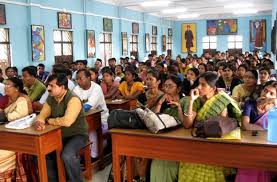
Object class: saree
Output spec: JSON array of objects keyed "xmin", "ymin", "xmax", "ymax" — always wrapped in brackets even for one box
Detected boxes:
[
  {"xmin": 178, "ymin": 91, "xmax": 241, "ymax": 182},
  {"xmin": 150, "ymin": 97, "xmax": 190, "ymax": 182}
]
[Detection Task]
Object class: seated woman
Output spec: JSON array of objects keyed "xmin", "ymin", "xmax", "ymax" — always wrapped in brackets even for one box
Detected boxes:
[
  {"xmin": 89, "ymin": 67, "xmax": 101, "ymax": 85},
  {"xmin": 0, "ymin": 77, "xmax": 33, "ymax": 181},
  {"xmin": 138, "ymin": 69, "xmax": 164, "ymax": 111},
  {"xmin": 242, "ymin": 81, "xmax": 277, "ymax": 131},
  {"xmin": 180, "ymin": 72, "xmax": 241, "ymax": 182},
  {"xmin": 100, "ymin": 68, "xmax": 119, "ymax": 99},
  {"xmin": 258, "ymin": 67, "xmax": 271, "ymax": 86},
  {"xmin": 236, "ymin": 81, "xmax": 277, "ymax": 182},
  {"xmin": 216, "ymin": 63, "xmax": 241, "ymax": 95},
  {"xmin": 232, "ymin": 70, "xmax": 258, "ymax": 106},
  {"xmin": 182, "ymin": 68, "xmax": 199, "ymax": 96},
  {"xmin": 113, "ymin": 66, "xmax": 144, "ymax": 109},
  {"xmin": 114, "ymin": 65, "xmax": 125, "ymax": 83},
  {"xmin": 236, "ymin": 64, "xmax": 248, "ymax": 83},
  {"xmin": 198, "ymin": 63, "xmax": 207, "ymax": 76},
  {"xmin": 150, "ymin": 75, "xmax": 190, "ymax": 182}
]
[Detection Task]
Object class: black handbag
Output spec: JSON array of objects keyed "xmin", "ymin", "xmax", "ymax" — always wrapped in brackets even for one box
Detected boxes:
[
  {"xmin": 0, "ymin": 110, "xmax": 7, "ymax": 124},
  {"xmin": 107, "ymin": 109, "xmax": 145, "ymax": 129}
]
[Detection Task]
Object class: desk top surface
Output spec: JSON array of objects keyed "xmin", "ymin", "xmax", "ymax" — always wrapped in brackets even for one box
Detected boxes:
[
  {"xmin": 85, "ymin": 108, "xmax": 103, "ymax": 116},
  {"xmin": 0, "ymin": 124, "xmax": 61, "ymax": 136},
  {"xmin": 110, "ymin": 128, "xmax": 277, "ymax": 147},
  {"xmin": 105, "ymin": 99, "xmax": 130, "ymax": 105}
]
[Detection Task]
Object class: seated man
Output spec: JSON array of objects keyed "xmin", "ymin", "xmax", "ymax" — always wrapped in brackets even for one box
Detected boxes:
[
  {"xmin": 35, "ymin": 73, "xmax": 88, "ymax": 182},
  {"xmin": 33, "ymin": 64, "xmax": 75, "ymax": 111},
  {"xmin": 22, "ymin": 66, "xmax": 46, "ymax": 102},
  {"xmin": 73, "ymin": 69, "xmax": 109, "ymax": 159}
]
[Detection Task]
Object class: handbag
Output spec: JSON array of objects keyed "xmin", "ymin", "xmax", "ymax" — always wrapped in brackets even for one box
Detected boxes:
[
  {"xmin": 192, "ymin": 116, "xmax": 238, "ymax": 138},
  {"xmin": 135, "ymin": 106, "xmax": 181, "ymax": 134},
  {"xmin": 107, "ymin": 109, "xmax": 145, "ymax": 129}
]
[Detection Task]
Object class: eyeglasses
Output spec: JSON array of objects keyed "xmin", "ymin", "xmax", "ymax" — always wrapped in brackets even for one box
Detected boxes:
[
  {"xmin": 5, "ymin": 84, "xmax": 14, "ymax": 88},
  {"xmin": 163, "ymin": 84, "xmax": 177, "ymax": 89}
]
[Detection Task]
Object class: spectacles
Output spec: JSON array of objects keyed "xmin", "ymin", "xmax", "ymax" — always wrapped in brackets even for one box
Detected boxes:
[
  {"xmin": 5, "ymin": 84, "xmax": 14, "ymax": 88},
  {"xmin": 163, "ymin": 84, "xmax": 177, "ymax": 89}
]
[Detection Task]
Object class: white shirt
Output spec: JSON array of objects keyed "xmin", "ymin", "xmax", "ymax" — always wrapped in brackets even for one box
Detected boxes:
[
  {"xmin": 39, "ymin": 79, "xmax": 75, "ymax": 104},
  {"xmin": 0, "ymin": 83, "xmax": 5, "ymax": 96},
  {"xmin": 73, "ymin": 81, "xmax": 109, "ymax": 124}
]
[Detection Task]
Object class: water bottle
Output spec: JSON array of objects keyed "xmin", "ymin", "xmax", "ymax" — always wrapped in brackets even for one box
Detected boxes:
[{"xmin": 268, "ymin": 106, "xmax": 277, "ymax": 142}]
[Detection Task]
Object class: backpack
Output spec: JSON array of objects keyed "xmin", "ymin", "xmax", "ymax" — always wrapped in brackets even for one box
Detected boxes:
[{"xmin": 107, "ymin": 109, "xmax": 145, "ymax": 129}]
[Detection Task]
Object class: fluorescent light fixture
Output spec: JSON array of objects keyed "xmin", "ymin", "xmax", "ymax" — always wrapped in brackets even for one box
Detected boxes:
[
  {"xmin": 162, "ymin": 7, "xmax": 187, "ymax": 14},
  {"xmin": 141, "ymin": 1, "xmax": 171, "ymax": 7},
  {"xmin": 177, "ymin": 13, "xmax": 199, "ymax": 19},
  {"xmin": 224, "ymin": 3, "xmax": 253, "ymax": 9},
  {"xmin": 233, "ymin": 9, "xmax": 258, "ymax": 14}
]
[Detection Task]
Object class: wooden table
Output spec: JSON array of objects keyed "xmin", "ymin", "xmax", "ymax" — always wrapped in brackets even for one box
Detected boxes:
[
  {"xmin": 105, "ymin": 99, "xmax": 131, "ymax": 112},
  {"xmin": 110, "ymin": 128, "xmax": 277, "ymax": 182},
  {"xmin": 0, "ymin": 125, "xmax": 65, "ymax": 182},
  {"xmin": 85, "ymin": 109, "xmax": 104, "ymax": 168}
]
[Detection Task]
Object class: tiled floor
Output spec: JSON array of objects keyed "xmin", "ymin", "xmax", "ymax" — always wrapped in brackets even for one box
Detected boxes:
[{"xmin": 86, "ymin": 164, "xmax": 112, "ymax": 182}]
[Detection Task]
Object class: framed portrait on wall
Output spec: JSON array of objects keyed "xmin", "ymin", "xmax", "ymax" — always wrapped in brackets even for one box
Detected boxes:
[
  {"xmin": 250, "ymin": 19, "xmax": 266, "ymax": 52},
  {"xmin": 103, "ymin": 18, "xmax": 113, "ymax": 32},
  {"xmin": 0, "ymin": 4, "xmax": 6, "ymax": 25},
  {"xmin": 122, "ymin": 32, "xmax": 128, "ymax": 55},
  {"xmin": 152, "ymin": 26, "xmax": 157, "ymax": 35},
  {"xmin": 182, "ymin": 23, "xmax": 197, "ymax": 53},
  {"xmin": 168, "ymin": 28, "xmax": 172, "ymax": 36},
  {"xmin": 31, "ymin": 25, "xmax": 45, "ymax": 61},
  {"xmin": 86, "ymin": 30, "xmax": 96, "ymax": 58},
  {"xmin": 162, "ymin": 35, "xmax": 166, "ymax": 52},
  {"xmin": 132, "ymin": 23, "xmax": 139, "ymax": 34},
  {"xmin": 207, "ymin": 19, "xmax": 237, "ymax": 35},
  {"xmin": 58, "ymin": 12, "xmax": 72, "ymax": 29},
  {"xmin": 145, "ymin": 33, "xmax": 150, "ymax": 52}
]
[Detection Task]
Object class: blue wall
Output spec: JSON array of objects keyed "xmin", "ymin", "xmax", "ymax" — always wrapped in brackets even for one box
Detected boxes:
[
  {"xmin": 0, "ymin": 0, "xmax": 173, "ymax": 71},
  {"xmin": 173, "ymin": 15, "xmax": 272, "ymax": 58}
]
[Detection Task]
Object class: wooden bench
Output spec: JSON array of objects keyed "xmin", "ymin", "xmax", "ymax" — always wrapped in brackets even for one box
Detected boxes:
[
  {"xmin": 79, "ymin": 141, "xmax": 93, "ymax": 181},
  {"xmin": 85, "ymin": 109, "xmax": 105, "ymax": 169}
]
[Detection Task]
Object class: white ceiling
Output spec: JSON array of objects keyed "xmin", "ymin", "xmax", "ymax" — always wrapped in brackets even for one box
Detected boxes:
[{"xmin": 96, "ymin": 0, "xmax": 272, "ymax": 20}]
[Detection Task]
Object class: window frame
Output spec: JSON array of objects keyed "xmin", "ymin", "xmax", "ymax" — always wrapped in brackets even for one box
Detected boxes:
[
  {"xmin": 100, "ymin": 32, "xmax": 112, "ymax": 66},
  {"xmin": 202, "ymin": 36, "xmax": 217, "ymax": 50},
  {"xmin": 0, "ymin": 28, "xmax": 11, "ymax": 70},
  {"xmin": 53, "ymin": 30, "xmax": 73, "ymax": 63},
  {"xmin": 227, "ymin": 35, "xmax": 243, "ymax": 49}
]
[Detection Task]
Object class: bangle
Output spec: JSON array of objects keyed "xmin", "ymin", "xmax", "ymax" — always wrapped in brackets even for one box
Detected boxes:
[{"xmin": 184, "ymin": 112, "xmax": 193, "ymax": 117}]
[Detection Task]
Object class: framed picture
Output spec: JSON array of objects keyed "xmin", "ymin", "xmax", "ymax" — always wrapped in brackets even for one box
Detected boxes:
[
  {"xmin": 58, "ymin": 12, "xmax": 72, "ymax": 29},
  {"xmin": 31, "ymin": 25, "xmax": 45, "ymax": 61},
  {"xmin": 182, "ymin": 23, "xmax": 197, "ymax": 53},
  {"xmin": 86, "ymin": 30, "xmax": 96, "ymax": 58},
  {"xmin": 103, "ymin": 18, "xmax": 113, "ymax": 32},
  {"xmin": 132, "ymin": 23, "xmax": 139, "ymax": 34},
  {"xmin": 145, "ymin": 33, "xmax": 150, "ymax": 52},
  {"xmin": 207, "ymin": 19, "xmax": 237, "ymax": 35},
  {"xmin": 162, "ymin": 35, "xmax": 166, "ymax": 52},
  {"xmin": 152, "ymin": 26, "xmax": 157, "ymax": 35},
  {"xmin": 168, "ymin": 28, "xmax": 172, "ymax": 36},
  {"xmin": 0, "ymin": 4, "xmax": 6, "ymax": 25},
  {"xmin": 122, "ymin": 32, "xmax": 128, "ymax": 55},
  {"xmin": 250, "ymin": 19, "xmax": 266, "ymax": 52}
]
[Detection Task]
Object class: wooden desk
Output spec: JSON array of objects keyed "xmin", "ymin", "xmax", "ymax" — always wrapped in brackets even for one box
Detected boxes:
[
  {"xmin": 85, "ymin": 109, "xmax": 104, "ymax": 168},
  {"xmin": 105, "ymin": 99, "xmax": 131, "ymax": 112},
  {"xmin": 0, "ymin": 125, "xmax": 65, "ymax": 182},
  {"xmin": 110, "ymin": 128, "xmax": 277, "ymax": 182}
]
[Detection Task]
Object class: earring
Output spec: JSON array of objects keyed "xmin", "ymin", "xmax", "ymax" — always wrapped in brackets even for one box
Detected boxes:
[{"xmin": 16, "ymin": 89, "xmax": 18, "ymax": 92}]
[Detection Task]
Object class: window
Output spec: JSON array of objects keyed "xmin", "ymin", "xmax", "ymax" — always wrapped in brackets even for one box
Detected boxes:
[
  {"xmin": 202, "ymin": 36, "xmax": 217, "ymax": 49},
  {"xmin": 151, "ymin": 36, "xmax": 157, "ymax": 55},
  {"xmin": 167, "ymin": 36, "xmax": 172, "ymax": 56},
  {"xmin": 54, "ymin": 30, "xmax": 73, "ymax": 64},
  {"xmin": 100, "ymin": 33, "xmax": 112, "ymax": 66},
  {"xmin": 228, "ymin": 35, "xmax": 243, "ymax": 49},
  {"xmin": 0, "ymin": 28, "xmax": 11, "ymax": 72},
  {"xmin": 130, "ymin": 34, "xmax": 138, "ymax": 58}
]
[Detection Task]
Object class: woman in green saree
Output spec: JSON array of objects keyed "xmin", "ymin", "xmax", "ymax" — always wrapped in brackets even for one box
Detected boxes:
[
  {"xmin": 150, "ymin": 75, "xmax": 189, "ymax": 182},
  {"xmin": 180, "ymin": 72, "xmax": 241, "ymax": 182}
]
